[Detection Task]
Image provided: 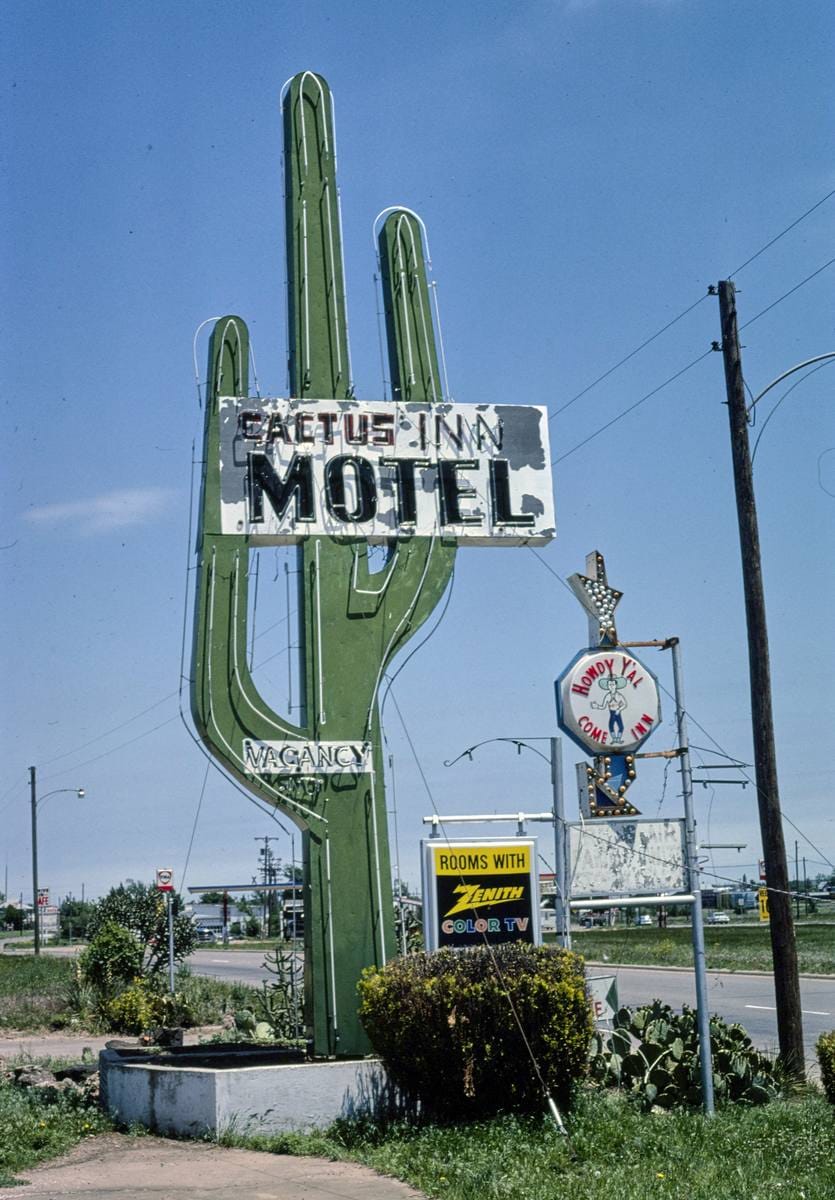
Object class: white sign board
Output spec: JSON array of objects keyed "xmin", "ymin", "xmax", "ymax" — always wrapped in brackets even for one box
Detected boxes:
[
  {"xmin": 569, "ymin": 818, "xmax": 687, "ymax": 897},
  {"xmin": 243, "ymin": 738, "xmax": 373, "ymax": 776},
  {"xmin": 557, "ymin": 648, "xmax": 661, "ymax": 755},
  {"xmin": 588, "ymin": 975, "xmax": 619, "ymax": 1023},
  {"xmin": 155, "ymin": 867, "xmax": 174, "ymax": 893},
  {"xmin": 217, "ymin": 397, "xmax": 555, "ymax": 545}
]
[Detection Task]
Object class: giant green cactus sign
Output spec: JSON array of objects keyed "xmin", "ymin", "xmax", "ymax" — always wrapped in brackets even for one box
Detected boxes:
[{"xmin": 191, "ymin": 72, "xmax": 554, "ymax": 1057}]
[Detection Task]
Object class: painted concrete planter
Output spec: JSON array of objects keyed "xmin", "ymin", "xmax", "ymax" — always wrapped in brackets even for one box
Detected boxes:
[{"xmin": 99, "ymin": 1045, "xmax": 393, "ymax": 1136}]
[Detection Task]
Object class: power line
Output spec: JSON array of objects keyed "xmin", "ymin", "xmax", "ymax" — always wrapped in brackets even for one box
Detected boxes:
[
  {"xmin": 549, "ymin": 186, "xmax": 835, "ymax": 423},
  {"xmin": 729, "ymin": 188, "xmax": 835, "ymax": 278},
  {"xmin": 37, "ymin": 691, "xmax": 179, "ymax": 769},
  {"xmin": 36, "ymin": 715, "xmax": 180, "ymax": 785},
  {"xmin": 739, "ymin": 255, "xmax": 835, "ymax": 331},
  {"xmin": 551, "ymin": 253, "xmax": 835, "ymax": 465},
  {"xmin": 551, "ymin": 350, "xmax": 712, "ymax": 465},
  {"xmin": 549, "ymin": 295, "xmax": 709, "ymax": 422},
  {"xmin": 181, "ymin": 759, "xmax": 211, "ymax": 891}
]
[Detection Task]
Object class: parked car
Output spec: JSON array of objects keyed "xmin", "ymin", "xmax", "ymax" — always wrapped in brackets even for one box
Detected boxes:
[
  {"xmin": 707, "ymin": 912, "xmax": 731, "ymax": 924},
  {"xmin": 633, "ymin": 914, "xmax": 652, "ymax": 926},
  {"xmin": 578, "ymin": 912, "xmax": 608, "ymax": 928}
]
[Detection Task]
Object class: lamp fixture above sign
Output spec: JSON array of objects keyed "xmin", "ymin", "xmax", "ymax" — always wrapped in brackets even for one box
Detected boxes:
[{"xmin": 217, "ymin": 397, "xmax": 555, "ymax": 545}]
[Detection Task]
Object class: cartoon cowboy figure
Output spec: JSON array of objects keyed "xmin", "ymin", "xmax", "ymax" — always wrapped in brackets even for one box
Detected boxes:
[{"xmin": 591, "ymin": 672, "xmax": 628, "ymax": 745}]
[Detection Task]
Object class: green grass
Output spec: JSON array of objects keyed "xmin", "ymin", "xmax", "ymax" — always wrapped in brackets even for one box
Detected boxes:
[
  {"xmin": 0, "ymin": 1067, "xmax": 112, "ymax": 1187},
  {"xmin": 0, "ymin": 956, "xmax": 75, "ymax": 1031},
  {"xmin": 572, "ymin": 922, "xmax": 834, "ymax": 974},
  {"xmin": 221, "ymin": 1090, "xmax": 835, "ymax": 1200}
]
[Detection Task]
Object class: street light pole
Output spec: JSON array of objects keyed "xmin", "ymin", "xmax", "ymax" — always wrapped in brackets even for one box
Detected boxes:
[
  {"xmin": 716, "ymin": 281, "xmax": 805, "ymax": 1077},
  {"xmin": 29, "ymin": 767, "xmax": 39, "ymax": 955},
  {"xmin": 28, "ymin": 767, "xmax": 86, "ymax": 956},
  {"xmin": 550, "ymin": 737, "xmax": 570, "ymax": 949}
]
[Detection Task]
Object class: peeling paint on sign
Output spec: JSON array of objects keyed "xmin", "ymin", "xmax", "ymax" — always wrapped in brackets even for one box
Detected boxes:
[
  {"xmin": 569, "ymin": 819, "xmax": 687, "ymax": 896},
  {"xmin": 217, "ymin": 397, "xmax": 556, "ymax": 544}
]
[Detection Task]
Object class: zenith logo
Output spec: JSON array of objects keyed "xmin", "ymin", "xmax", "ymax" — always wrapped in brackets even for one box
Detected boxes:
[{"xmin": 444, "ymin": 884, "xmax": 524, "ymax": 918}]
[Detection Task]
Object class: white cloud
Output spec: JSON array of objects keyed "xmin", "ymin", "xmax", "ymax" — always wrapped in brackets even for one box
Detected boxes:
[{"xmin": 24, "ymin": 487, "xmax": 176, "ymax": 535}]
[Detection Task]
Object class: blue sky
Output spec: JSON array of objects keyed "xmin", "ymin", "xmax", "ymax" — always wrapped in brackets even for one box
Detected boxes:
[{"xmin": 2, "ymin": 1, "xmax": 833, "ymax": 906}]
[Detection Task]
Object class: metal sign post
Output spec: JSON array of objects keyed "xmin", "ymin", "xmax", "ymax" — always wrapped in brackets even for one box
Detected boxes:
[
  {"xmin": 167, "ymin": 894, "xmax": 175, "ymax": 994},
  {"xmin": 550, "ymin": 737, "xmax": 570, "ymax": 948},
  {"xmin": 557, "ymin": 552, "xmax": 715, "ymax": 1115},
  {"xmin": 156, "ymin": 867, "xmax": 175, "ymax": 995},
  {"xmin": 670, "ymin": 638, "xmax": 715, "ymax": 1115}
]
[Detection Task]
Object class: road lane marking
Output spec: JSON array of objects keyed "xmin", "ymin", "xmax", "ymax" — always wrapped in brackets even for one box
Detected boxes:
[
  {"xmin": 210, "ymin": 959, "xmax": 230, "ymax": 963},
  {"xmin": 746, "ymin": 1003, "xmax": 830, "ymax": 1016}
]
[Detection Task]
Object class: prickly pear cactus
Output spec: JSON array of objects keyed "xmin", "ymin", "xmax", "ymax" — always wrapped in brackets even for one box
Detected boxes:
[
  {"xmin": 191, "ymin": 72, "xmax": 455, "ymax": 1056},
  {"xmin": 589, "ymin": 1001, "xmax": 779, "ymax": 1109}
]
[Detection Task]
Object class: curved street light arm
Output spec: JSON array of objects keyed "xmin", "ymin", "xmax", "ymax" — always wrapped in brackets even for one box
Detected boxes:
[
  {"xmin": 37, "ymin": 787, "xmax": 85, "ymax": 809},
  {"xmin": 746, "ymin": 352, "xmax": 835, "ymax": 415},
  {"xmin": 443, "ymin": 737, "xmax": 551, "ymax": 768}
]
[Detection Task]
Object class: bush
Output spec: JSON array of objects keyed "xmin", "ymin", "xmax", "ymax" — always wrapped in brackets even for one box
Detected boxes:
[
  {"xmin": 105, "ymin": 979, "xmax": 157, "ymax": 1034},
  {"xmin": 358, "ymin": 944, "xmax": 592, "ymax": 1119},
  {"xmin": 87, "ymin": 880, "xmax": 195, "ymax": 977},
  {"xmin": 818, "ymin": 1031, "xmax": 835, "ymax": 1104},
  {"xmin": 79, "ymin": 922, "xmax": 143, "ymax": 999},
  {"xmin": 103, "ymin": 977, "xmax": 197, "ymax": 1034}
]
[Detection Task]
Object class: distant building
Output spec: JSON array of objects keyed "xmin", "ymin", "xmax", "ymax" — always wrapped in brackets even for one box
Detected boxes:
[{"xmin": 186, "ymin": 901, "xmax": 249, "ymax": 936}]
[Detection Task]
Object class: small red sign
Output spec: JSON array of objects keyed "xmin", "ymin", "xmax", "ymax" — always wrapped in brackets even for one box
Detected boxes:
[{"xmin": 155, "ymin": 867, "xmax": 174, "ymax": 893}]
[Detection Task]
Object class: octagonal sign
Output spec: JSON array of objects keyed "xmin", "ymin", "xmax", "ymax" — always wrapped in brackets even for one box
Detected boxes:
[{"xmin": 556, "ymin": 648, "xmax": 661, "ymax": 757}]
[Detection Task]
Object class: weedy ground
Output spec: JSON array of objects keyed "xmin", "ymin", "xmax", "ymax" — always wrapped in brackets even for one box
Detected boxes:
[
  {"xmin": 572, "ymin": 921, "xmax": 834, "ymax": 974},
  {"xmin": 0, "ymin": 956, "xmax": 76, "ymax": 1030},
  {"xmin": 220, "ymin": 1090, "xmax": 835, "ymax": 1200},
  {"xmin": 0, "ymin": 954, "xmax": 257, "ymax": 1032},
  {"xmin": 0, "ymin": 1061, "xmax": 113, "ymax": 1187}
]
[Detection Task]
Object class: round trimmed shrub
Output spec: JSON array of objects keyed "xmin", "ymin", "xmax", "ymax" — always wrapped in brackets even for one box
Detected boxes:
[{"xmin": 358, "ymin": 944, "xmax": 592, "ymax": 1119}]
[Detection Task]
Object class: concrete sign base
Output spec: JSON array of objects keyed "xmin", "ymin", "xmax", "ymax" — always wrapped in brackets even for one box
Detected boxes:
[{"xmin": 100, "ymin": 1047, "xmax": 395, "ymax": 1136}]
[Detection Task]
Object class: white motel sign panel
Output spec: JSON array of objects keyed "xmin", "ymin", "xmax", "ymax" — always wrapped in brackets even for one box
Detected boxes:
[
  {"xmin": 243, "ymin": 738, "xmax": 373, "ymax": 776},
  {"xmin": 556, "ymin": 648, "xmax": 661, "ymax": 756},
  {"xmin": 218, "ymin": 397, "xmax": 555, "ymax": 545}
]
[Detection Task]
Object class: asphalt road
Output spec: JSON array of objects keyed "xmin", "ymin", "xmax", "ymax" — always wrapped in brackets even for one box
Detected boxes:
[
  {"xmin": 590, "ymin": 964, "xmax": 833, "ymax": 1066},
  {"xmin": 188, "ymin": 949, "xmax": 833, "ymax": 1067}
]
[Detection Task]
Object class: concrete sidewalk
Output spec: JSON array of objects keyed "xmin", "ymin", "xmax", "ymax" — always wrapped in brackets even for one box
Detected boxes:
[{"xmin": 0, "ymin": 1133, "xmax": 425, "ymax": 1199}]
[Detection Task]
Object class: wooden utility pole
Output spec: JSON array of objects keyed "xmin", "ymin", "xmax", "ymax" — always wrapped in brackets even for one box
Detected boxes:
[{"xmin": 717, "ymin": 280, "xmax": 805, "ymax": 1077}]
